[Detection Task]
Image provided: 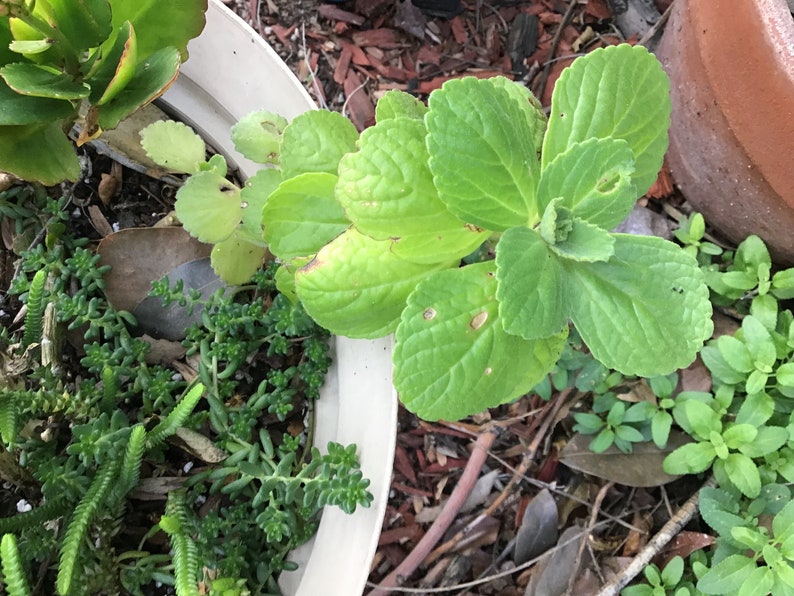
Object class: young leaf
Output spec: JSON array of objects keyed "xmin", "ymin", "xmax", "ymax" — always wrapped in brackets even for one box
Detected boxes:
[
  {"xmin": 537, "ymin": 137, "xmax": 637, "ymax": 230},
  {"xmin": 722, "ymin": 424, "xmax": 758, "ymax": 450},
  {"xmin": 741, "ymin": 315, "xmax": 777, "ymax": 373},
  {"xmin": 280, "ymin": 109, "xmax": 359, "ymax": 179},
  {"xmin": 715, "ymin": 335, "xmax": 755, "ymax": 374},
  {"xmin": 739, "ymin": 426, "xmax": 789, "ymax": 459},
  {"xmin": 495, "ymin": 226, "xmax": 567, "ymax": 340},
  {"xmin": 542, "ymin": 44, "xmax": 670, "ymax": 197},
  {"xmin": 721, "ymin": 452, "xmax": 761, "ymax": 498},
  {"xmin": 696, "ymin": 554, "xmax": 755, "ymax": 595},
  {"xmin": 296, "ymin": 228, "xmax": 455, "ymax": 338},
  {"xmin": 375, "ymin": 89, "xmax": 428, "ymax": 122},
  {"xmin": 394, "ymin": 262, "xmax": 567, "ymax": 420},
  {"xmin": 700, "ymin": 344, "xmax": 749, "ymax": 385},
  {"xmin": 662, "ymin": 441, "xmax": 716, "ymax": 474},
  {"xmin": 563, "ymin": 234, "xmax": 712, "ymax": 377},
  {"xmin": 88, "ymin": 21, "xmax": 138, "ymax": 106},
  {"xmin": 175, "ymin": 169, "xmax": 241, "ymax": 244},
  {"xmin": 426, "ymin": 76, "xmax": 540, "ymax": 230},
  {"xmin": 231, "ymin": 110, "xmax": 288, "ymax": 165},
  {"xmin": 262, "ymin": 172, "xmax": 349, "ymax": 260},
  {"xmin": 337, "ymin": 117, "xmax": 488, "ymax": 262},
  {"xmin": 539, "ymin": 200, "xmax": 616, "ymax": 262},
  {"xmin": 140, "ymin": 120, "xmax": 206, "ymax": 174},
  {"xmin": 48, "ymin": 0, "xmax": 113, "ymax": 50}
]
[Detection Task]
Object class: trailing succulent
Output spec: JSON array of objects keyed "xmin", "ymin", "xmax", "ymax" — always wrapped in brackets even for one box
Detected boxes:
[{"xmin": 143, "ymin": 44, "xmax": 713, "ymax": 421}]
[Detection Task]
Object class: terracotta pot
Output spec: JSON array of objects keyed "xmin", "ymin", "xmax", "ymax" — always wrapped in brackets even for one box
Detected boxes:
[{"xmin": 656, "ymin": 0, "xmax": 794, "ymax": 263}]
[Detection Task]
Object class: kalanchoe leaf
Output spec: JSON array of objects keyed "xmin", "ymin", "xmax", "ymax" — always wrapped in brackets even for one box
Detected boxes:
[
  {"xmin": 542, "ymin": 44, "xmax": 670, "ymax": 197},
  {"xmin": 536, "ymin": 137, "xmax": 636, "ymax": 230},
  {"xmin": 89, "ymin": 21, "xmax": 138, "ymax": 106},
  {"xmin": 45, "ymin": 0, "xmax": 113, "ymax": 51},
  {"xmin": 337, "ymin": 116, "xmax": 488, "ymax": 263},
  {"xmin": 140, "ymin": 120, "xmax": 206, "ymax": 174},
  {"xmin": 231, "ymin": 110, "xmax": 288, "ymax": 165},
  {"xmin": 0, "ymin": 80, "xmax": 75, "ymax": 125},
  {"xmin": 262, "ymin": 172, "xmax": 349, "ymax": 260},
  {"xmin": 280, "ymin": 110, "xmax": 359, "ymax": 179},
  {"xmin": 393, "ymin": 262, "xmax": 567, "ymax": 421},
  {"xmin": 0, "ymin": 121, "xmax": 80, "ymax": 184},
  {"xmin": 496, "ymin": 226, "xmax": 567, "ymax": 340},
  {"xmin": 296, "ymin": 228, "xmax": 455, "ymax": 339},
  {"xmin": 1, "ymin": 63, "xmax": 91, "ymax": 99},
  {"xmin": 375, "ymin": 89, "xmax": 428, "ymax": 122},
  {"xmin": 426, "ymin": 76, "xmax": 541, "ymax": 230},
  {"xmin": 562, "ymin": 234, "xmax": 713, "ymax": 377}
]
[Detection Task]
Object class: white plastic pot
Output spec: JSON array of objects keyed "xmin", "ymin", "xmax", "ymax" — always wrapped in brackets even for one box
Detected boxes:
[{"xmin": 161, "ymin": 2, "xmax": 398, "ymax": 594}]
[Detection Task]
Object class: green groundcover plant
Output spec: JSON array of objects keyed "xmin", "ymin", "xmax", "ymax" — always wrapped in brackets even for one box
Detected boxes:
[
  {"xmin": 143, "ymin": 43, "xmax": 713, "ymax": 421},
  {"xmin": 0, "ymin": 0, "xmax": 207, "ymax": 184}
]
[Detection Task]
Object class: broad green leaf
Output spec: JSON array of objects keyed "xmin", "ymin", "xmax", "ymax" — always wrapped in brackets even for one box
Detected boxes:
[
  {"xmin": 737, "ymin": 566, "xmax": 774, "ymax": 596},
  {"xmin": 49, "ymin": 0, "xmax": 112, "ymax": 51},
  {"xmin": 651, "ymin": 410, "xmax": 672, "ymax": 448},
  {"xmin": 696, "ymin": 555, "xmax": 755, "ymax": 595},
  {"xmin": 661, "ymin": 556, "xmax": 684, "ymax": 586},
  {"xmin": 735, "ymin": 235, "xmax": 771, "ymax": 271},
  {"xmin": 778, "ymin": 363, "xmax": 794, "ymax": 388},
  {"xmin": 89, "ymin": 21, "xmax": 137, "ymax": 105},
  {"xmin": 495, "ymin": 226, "xmax": 566, "ymax": 339},
  {"xmin": 590, "ymin": 428, "xmax": 615, "ymax": 453},
  {"xmin": 262, "ymin": 172, "xmax": 348, "ymax": 260},
  {"xmin": 375, "ymin": 89, "xmax": 428, "ymax": 122},
  {"xmin": 701, "ymin": 344, "xmax": 748, "ymax": 385},
  {"xmin": 231, "ymin": 110, "xmax": 288, "ymax": 165},
  {"xmin": 175, "ymin": 169, "xmax": 241, "ymax": 244},
  {"xmin": 426, "ymin": 76, "xmax": 540, "ymax": 230},
  {"xmin": 679, "ymin": 399, "xmax": 722, "ymax": 440},
  {"xmin": 772, "ymin": 269, "xmax": 794, "ymax": 300},
  {"xmin": 750, "ymin": 293, "xmax": 778, "ymax": 331},
  {"xmin": 537, "ymin": 137, "xmax": 637, "ymax": 230},
  {"xmin": 539, "ymin": 199, "xmax": 615, "ymax": 262},
  {"xmin": 723, "ymin": 424, "xmax": 758, "ymax": 449},
  {"xmin": 773, "ymin": 500, "xmax": 794, "ymax": 540},
  {"xmin": 8, "ymin": 39, "xmax": 54, "ymax": 54},
  {"xmin": 662, "ymin": 441, "xmax": 715, "ymax": 475},
  {"xmin": 0, "ymin": 63, "xmax": 90, "ymax": 99},
  {"xmin": 741, "ymin": 315, "xmax": 777, "ymax": 372},
  {"xmin": 488, "ymin": 76, "xmax": 546, "ymax": 152},
  {"xmin": 211, "ymin": 233, "xmax": 266, "ymax": 285},
  {"xmin": 94, "ymin": 46, "xmax": 181, "ymax": 131},
  {"xmin": 722, "ymin": 452, "xmax": 761, "ymax": 497},
  {"xmin": 108, "ymin": 0, "xmax": 206, "ymax": 61},
  {"xmin": 280, "ymin": 110, "xmax": 359, "ymax": 179},
  {"xmin": 140, "ymin": 120, "xmax": 206, "ymax": 174},
  {"xmin": 563, "ymin": 234, "xmax": 712, "ymax": 377},
  {"xmin": 337, "ymin": 117, "xmax": 488, "ymax": 262},
  {"xmin": 0, "ymin": 122, "xmax": 80, "ymax": 184},
  {"xmin": 699, "ymin": 487, "xmax": 745, "ymax": 536},
  {"xmin": 542, "ymin": 44, "xmax": 669, "ymax": 197},
  {"xmin": 239, "ymin": 168, "xmax": 282, "ymax": 242},
  {"xmin": 394, "ymin": 262, "xmax": 567, "ymax": 421},
  {"xmin": 614, "ymin": 425, "xmax": 644, "ymax": 443},
  {"xmin": 296, "ymin": 228, "xmax": 454, "ymax": 339},
  {"xmin": 736, "ymin": 391, "xmax": 775, "ymax": 426},
  {"xmin": 0, "ymin": 79, "xmax": 75, "ymax": 124},
  {"xmin": 739, "ymin": 426, "xmax": 788, "ymax": 458},
  {"xmin": 0, "ymin": 17, "xmax": 15, "ymax": 65},
  {"xmin": 715, "ymin": 335, "xmax": 755, "ymax": 374}
]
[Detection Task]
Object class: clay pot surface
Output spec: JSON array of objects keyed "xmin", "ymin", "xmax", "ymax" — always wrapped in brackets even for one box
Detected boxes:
[{"xmin": 656, "ymin": 0, "xmax": 794, "ymax": 263}]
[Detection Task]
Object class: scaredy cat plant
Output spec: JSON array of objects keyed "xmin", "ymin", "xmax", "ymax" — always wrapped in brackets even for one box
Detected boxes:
[
  {"xmin": 143, "ymin": 44, "xmax": 713, "ymax": 421},
  {"xmin": 0, "ymin": 0, "xmax": 206, "ymax": 184}
]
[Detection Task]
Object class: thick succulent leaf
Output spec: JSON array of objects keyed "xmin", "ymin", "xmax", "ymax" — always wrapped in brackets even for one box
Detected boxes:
[
  {"xmin": 48, "ymin": 0, "xmax": 112, "ymax": 51},
  {"xmin": 0, "ymin": 18, "xmax": 15, "ymax": 65},
  {"xmin": 262, "ymin": 172, "xmax": 349, "ymax": 260},
  {"xmin": 0, "ymin": 79, "xmax": 75, "ymax": 124},
  {"xmin": 542, "ymin": 44, "xmax": 670, "ymax": 197},
  {"xmin": 0, "ymin": 63, "xmax": 90, "ymax": 99},
  {"xmin": 394, "ymin": 261, "xmax": 567, "ymax": 421},
  {"xmin": 539, "ymin": 199, "xmax": 615, "ymax": 262},
  {"xmin": 139, "ymin": 120, "xmax": 206, "ymax": 174},
  {"xmin": 88, "ymin": 20, "xmax": 137, "ymax": 105},
  {"xmin": 296, "ymin": 228, "xmax": 455, "ymax": 338},
  {"xmin": 175, "ymin": 170, "xmax": 241, "ymax": 244},
  {"xmin": 375, "ymin": 89, "xmax": 428, "ymax": 122},
  {"xmin": 426, "ymin": 76, "xmax": 540, "ymax": 230},
  {"xmin": 0, "ymin": 122, "xmax": 80, "ymax": 184},
  {"xmin": 337, "ymin": 117, "xmax": 489, "ymax": 261},
  {"xmin": 239, "ymin": 168, "xmax": 282, "ymax": 243},
  {"xmin": 563, "ymin": 234, "xmax": 713, "ymax": 377},
  {"xmin": 108, "ymin": 0, "xmax": 206, "ymax": 61},
  {"xmin": 211, "ymin": 233, "xmax": 267, "ymax": 285},
  {"xmin": 495, "ymin": 227, "xmax": 567, "ymax": 340},
  {"xmin": 488, "ymin": 76, "xmax": 546, "ymax": 152},
  {"xmin": 280, "ymin": 110, "xmax": 359, "ymax": 179},
  {"xmin": 94, "ymin": 46, "xmax": 181, "ymax": 131},
  {"xmin": 537, "ymin": 137, "xmax": 637, "ymax": 229},
  {"xmin": 231, "ymin": 110, "xmax": 288, "ymax": 165}
]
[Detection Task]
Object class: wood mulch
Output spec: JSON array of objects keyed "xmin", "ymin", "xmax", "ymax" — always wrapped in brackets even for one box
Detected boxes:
[{"xmin": 223, "ymin": 1, "xmax": 689, "ymax": 594}]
